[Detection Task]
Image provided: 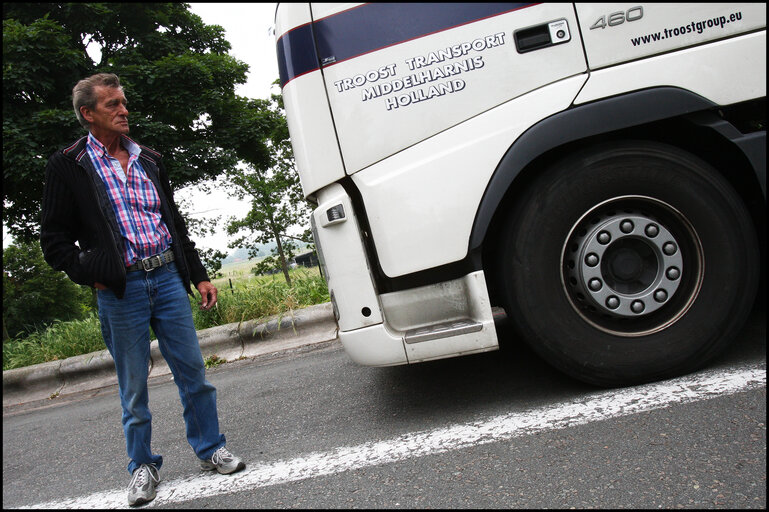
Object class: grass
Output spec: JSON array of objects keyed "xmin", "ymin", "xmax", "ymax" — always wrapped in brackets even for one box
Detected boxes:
[
  {"xmin": 2, "ymin": 266, "xmax": 329, "ymax": 371},
  {"xmin": 2, "ymin": 313, "xmax": 105, "ymax": 370},
  {"xmin": 192, "ymin": 267, "xmax": 329, "ymax": 330},
  {"xmin": 203, "ymin": 354, "xmax": 226, "ymax": 369}
]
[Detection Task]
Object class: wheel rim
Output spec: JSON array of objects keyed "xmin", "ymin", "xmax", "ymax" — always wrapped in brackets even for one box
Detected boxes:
[{"xmin": 561, "ymin": 196, "xmax": 704, "ymax": 337}]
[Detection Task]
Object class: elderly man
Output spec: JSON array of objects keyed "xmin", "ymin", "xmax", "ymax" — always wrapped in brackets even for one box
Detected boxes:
[{"xmin": 40, "ymin": 73, "xmax": 245, "ymax": 506}]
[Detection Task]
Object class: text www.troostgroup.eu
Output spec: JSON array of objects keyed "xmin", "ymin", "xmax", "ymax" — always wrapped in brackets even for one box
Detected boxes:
[{"xmin": 631, "ymin": 11, "xmax": 743, "ymax": 46}]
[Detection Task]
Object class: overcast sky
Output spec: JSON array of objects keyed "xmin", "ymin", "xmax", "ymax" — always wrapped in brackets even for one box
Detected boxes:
[
  {"xmin": 3, "ymin": 3, "xmax": 281, "ymax": 252},
  {"xmin": 188, "ymin": 3, "xmax": 280, "ymax": 103}
]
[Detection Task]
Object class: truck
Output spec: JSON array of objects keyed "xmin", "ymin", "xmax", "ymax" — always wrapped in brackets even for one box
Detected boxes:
[{"xmin": 274, "ymin": 3, "xmax": 766, "ymax": 386}]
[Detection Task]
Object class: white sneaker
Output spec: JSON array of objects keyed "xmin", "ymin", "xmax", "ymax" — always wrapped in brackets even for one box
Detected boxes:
[
  {"xmin": 200, "ymin": 446, "xmax": 246, "ymax": 475},
  {"xmin": 127, "ymin": 464, "xmax": 160, "ymax": 506}
]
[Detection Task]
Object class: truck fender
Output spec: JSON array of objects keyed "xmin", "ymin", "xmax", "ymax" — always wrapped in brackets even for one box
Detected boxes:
[{"xmin": 470, "ymin": 87, "xmax": 718, "ymax": 253}]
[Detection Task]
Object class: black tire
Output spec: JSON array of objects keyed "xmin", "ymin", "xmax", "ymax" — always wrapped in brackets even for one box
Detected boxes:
[{"xmin": 499, "ymin": 140, "xmax": 759, "ymax": 386}]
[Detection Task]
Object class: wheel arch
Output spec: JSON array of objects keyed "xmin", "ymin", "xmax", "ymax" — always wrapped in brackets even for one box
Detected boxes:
[{"xmin": 474, "ymin": 87, "xmax": 766, "ymax": 302}]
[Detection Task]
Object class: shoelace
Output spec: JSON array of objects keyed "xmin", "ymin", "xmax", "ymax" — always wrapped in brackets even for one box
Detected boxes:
[
  {"xmin": 129, "ymin": 464, "xmax": 158, "ymax": 489},
  {"xmin": 211, "ymin": 447, "xmax": 233, "ymax": 465}
]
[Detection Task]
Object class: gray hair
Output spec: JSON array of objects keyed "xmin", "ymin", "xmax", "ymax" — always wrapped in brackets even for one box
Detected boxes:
[{"xmin": 72, "ymin": 73, "xmax": 123, "ymax": 129}]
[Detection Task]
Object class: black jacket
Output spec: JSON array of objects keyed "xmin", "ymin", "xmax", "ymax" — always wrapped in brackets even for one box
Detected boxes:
[{"xmin": 40, "ymin": 135, "xmax": 209, "ymax": 299}]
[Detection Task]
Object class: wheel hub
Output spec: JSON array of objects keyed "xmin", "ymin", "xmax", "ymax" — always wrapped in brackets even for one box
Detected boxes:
[
  {"xmin": 608, "ymin": 247, "xmax": 642, "ymax": 280},
  {"xmin": 604, "ymin": 240, "xmax": 655, "ymax": 292},
  {"xmin": 571, "ymin": 213, "xmax": 683, "ymax": 318}
]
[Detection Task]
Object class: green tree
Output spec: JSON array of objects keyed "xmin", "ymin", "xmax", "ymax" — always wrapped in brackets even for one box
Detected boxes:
[
  {"xmin": 176, "ymin": 195, "xmax": 228, "ymax": 279},
  {"xmin": 3, "ymin": 241, "xmax": 94, "ymax": 339},
  {"xmin": 226, "ymin": 94, "xmax": 311, "ymax": 286},
  {"xmin": 3, "ymin": 3, "xmax": 273, "ymax": 243}
]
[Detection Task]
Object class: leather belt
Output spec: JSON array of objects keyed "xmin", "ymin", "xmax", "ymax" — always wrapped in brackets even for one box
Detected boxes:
[{"xmin": 126, "ymin": 248, "xmax": 175, "ymax": 272}]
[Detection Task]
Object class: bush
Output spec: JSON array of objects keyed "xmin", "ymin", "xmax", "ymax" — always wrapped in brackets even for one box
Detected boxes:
[{"xmin": 3, "ymin": 242, "xmax": 95, "ymax": 339}]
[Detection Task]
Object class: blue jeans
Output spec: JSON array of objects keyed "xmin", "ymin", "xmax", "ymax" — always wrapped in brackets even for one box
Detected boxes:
[{"xmin": 97, "ymin": 261, "xmax": 225, "ymax": 474}]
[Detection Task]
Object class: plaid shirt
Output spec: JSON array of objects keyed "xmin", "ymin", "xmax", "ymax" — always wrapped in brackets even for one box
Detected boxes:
[{"xmin": 85, "ymin": 133, "xmax": 172, "ymax": 266}]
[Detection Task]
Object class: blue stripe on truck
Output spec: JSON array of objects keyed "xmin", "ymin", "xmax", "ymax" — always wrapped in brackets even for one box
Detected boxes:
[
  {"xmin": 277, "ymin": 22, "xmax": 318, "ymax": 87},
  {"xmin": 277, "ymin": 3, "xmax": 535, "ymax": 87}
]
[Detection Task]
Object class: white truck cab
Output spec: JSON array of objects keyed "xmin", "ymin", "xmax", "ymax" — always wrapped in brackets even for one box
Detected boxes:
[{"xmin": 275, "ymin": 3, "xmax": 766, "ymax": 386}]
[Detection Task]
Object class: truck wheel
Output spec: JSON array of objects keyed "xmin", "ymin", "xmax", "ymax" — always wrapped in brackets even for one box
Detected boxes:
[{"xmin": 499, "ymin": 140, "xmax": 759, "ymax": 386}]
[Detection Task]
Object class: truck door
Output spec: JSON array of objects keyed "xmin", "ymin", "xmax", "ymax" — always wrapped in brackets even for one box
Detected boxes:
[{"xmin": 310, "ymin": 3, "xmax": 588, "ymax": 173}]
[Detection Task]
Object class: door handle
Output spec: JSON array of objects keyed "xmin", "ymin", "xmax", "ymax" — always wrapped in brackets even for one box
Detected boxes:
[{"xmin": 514, "ymin": 19, "xmax": 571, "ymax": 53}]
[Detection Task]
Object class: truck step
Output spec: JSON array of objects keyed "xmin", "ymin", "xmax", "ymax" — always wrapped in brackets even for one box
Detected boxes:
[{"xmin": 404, "ymin": 319, "xmax": 483, "ymax": 344}]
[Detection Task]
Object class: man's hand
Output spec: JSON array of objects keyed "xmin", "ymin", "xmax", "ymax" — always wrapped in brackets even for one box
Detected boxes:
[
  {"xmin": 197, "ymin": 281, "xmax": 218, "ymax": 311},
  {"xmin": 94, "ymin": 282, "xmax": 107, "ymax": 290}
]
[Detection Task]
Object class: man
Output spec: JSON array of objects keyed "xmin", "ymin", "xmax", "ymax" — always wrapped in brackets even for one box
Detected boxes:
[{"xmin": 40, "ymin": 73, "xmax": 245, "ymax": 507}]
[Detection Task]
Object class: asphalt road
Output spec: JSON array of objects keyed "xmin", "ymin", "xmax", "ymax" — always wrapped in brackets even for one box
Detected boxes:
[{"xmin": 3, "ymin": 303, "xmax": 765, "ymax": 509}]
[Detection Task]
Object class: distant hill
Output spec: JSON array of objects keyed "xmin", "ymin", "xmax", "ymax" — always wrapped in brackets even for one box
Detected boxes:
[
  {"xmin": 221, "ymin": 248, "xmax": 254, "ymax": 265},
  {"xmin": 221, "ymin": 241, "xmax": 312, "ymax": 265}
]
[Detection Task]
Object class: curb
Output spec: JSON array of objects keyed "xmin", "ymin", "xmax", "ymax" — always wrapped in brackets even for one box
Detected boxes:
[{"xmin": 2, "ymin": 302, "xmax": 338, "ymax": 408}]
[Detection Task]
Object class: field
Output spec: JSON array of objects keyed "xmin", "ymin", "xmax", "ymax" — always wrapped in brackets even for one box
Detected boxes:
[{"xmin": 217, "ymin": 258, "xmax": 265, "ymax": 281}]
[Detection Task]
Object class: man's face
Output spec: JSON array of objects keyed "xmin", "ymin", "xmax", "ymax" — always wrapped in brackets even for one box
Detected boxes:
[{"xmin": 82, "ymin": 85, "xmax": 129, "ymax": 136}]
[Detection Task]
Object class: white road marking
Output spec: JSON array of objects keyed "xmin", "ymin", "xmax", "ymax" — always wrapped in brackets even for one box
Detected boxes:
[{"xmin": 21, "ymin": 364, "xmax": 765, "ymax": 509}]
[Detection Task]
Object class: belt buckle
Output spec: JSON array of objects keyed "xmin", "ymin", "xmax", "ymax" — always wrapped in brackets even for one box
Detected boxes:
[{"xmin": 142, "ymin": 255, "xmax": 161, "ymax": 271}]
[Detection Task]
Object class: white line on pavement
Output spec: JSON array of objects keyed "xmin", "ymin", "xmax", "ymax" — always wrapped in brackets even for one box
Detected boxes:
[{"xmin": 21, "ymin": 364, "xmax": 766, "ymax": 509}]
